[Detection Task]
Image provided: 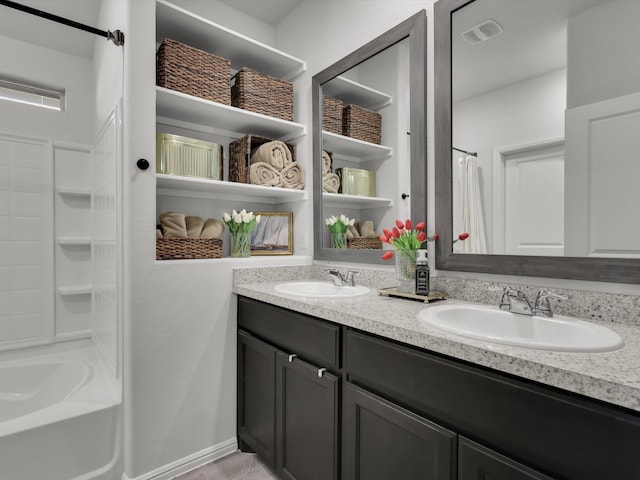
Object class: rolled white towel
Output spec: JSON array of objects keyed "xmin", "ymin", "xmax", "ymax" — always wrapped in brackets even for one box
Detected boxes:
[
  {"xmin": 251, "ymin": 141, "xmax": 292, "ymax": 170},
  {"xmin": 250, "ymin": 161, "xmax": 281, "ymax": 187},
  {"xmin": 322, "ymin": 150, "xmax": 332, "ymax": 175},
  {"xmin": 280, "ymin": 161, "xmax": 305, "ymax": 190},
  {"xmin": 323, "ymin": 173, "xmax": 340, "ymax": 193}
]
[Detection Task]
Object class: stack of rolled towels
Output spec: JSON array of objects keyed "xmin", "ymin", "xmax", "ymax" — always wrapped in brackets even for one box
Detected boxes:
[
  {"xmin": 346, "ymin": 220, "xmax": 377, "ymax": 240},
  {"xmin": 249, "ymin": 140, "xmax": 304, "ymax": 190},
  {"xmin": 157, "ymin": 212, "xmax": 224, "ymax": 240},
  {"xmin": 322, "ymin": 150, "xmax": 340, "ymax": 193}
]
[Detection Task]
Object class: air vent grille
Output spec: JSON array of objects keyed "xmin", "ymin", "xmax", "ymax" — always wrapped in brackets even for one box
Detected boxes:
[{"xmin": 461, "ymin": 19, "xmax": 503, "ymax": 44}]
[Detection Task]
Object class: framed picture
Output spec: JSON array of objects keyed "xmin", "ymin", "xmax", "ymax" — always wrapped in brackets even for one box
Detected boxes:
[{"xmin": 250, "ymin": 211, "xmax": 293, "ymax": 255}]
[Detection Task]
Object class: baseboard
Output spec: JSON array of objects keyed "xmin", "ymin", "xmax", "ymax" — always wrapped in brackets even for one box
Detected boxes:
[{"xmin": 122, "ymin": 438, "xmax": 238, "ymax": 480}]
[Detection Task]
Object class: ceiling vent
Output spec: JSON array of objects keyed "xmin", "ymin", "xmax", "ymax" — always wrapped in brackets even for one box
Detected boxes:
[{"xmin": 461, "ymin": 19, "xmax": 503, "ymax": 44}]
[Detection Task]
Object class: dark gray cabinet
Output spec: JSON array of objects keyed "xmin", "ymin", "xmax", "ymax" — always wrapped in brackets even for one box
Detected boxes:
[
  {"xmin": 458, "ymin": 437, "xmax": 553, "ymax": 480},
  {"xmin": 344, "ymin": 383, "xmax": 456, "ymax": 480},
  {"xmin": 237, "ymin": 330, "xmax": 277, "ymax": 468},
  {"xmin": 238, "ymin": 297, "xmax": 340, "ymax": 480},
  {"xmin": 276, "ymin": 351, "xmax": 339, "ymax": 480},
  {"xmin": 238, "ymin": 297, "xmax": 640, "ymax": 480}
]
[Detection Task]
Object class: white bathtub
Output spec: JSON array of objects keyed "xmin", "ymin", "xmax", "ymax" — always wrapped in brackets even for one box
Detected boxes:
[{"xmin": 0, "ymin": 340, "xmax": 121, "ymax": 480}]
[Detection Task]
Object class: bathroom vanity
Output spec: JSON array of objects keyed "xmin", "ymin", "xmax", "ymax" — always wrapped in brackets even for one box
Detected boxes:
[{"xmin": 235, "ymin": 280, "xmax": 640, "ymax": 480}]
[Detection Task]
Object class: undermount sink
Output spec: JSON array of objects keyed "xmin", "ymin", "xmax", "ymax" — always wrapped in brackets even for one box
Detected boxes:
[
  {"xmin": 274, "ymin": 281, "xmax": 370, "ymax": 299},
  {"xmin": 418, "ymin": 304, "xmax": 624, "ymax": 352}
]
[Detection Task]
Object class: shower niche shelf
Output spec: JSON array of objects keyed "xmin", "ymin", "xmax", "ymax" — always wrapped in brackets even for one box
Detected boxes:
[
  {"xmin": 56, "ymin": 187, "xmax": 91, "ymax": 198},
  {"xmin": 57, "ymin": 237, "xmax": 92, "ymax": 246},
  {"xmin": 58, "ymin": 285, "xmax": 92, "ymax": 296}
]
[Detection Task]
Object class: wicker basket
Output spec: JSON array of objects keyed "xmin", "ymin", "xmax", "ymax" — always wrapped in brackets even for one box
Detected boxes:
[
  {"xmin": 343, "ymin": 104, "xmax": 382, "ymax": 144},
  {"xmin": 347, "ymin": 237, "xmax": 382, "ymax": 249},
  {"xmin": 322, "ymin": 96, "xmax": 343, "ymax": 134},
  {"xmin": 157, "ymin": 38, "xmax": 231, "ymax": 105},
  {"xmin": 229, "ymin": 134, "xmax": 296, "ymax": 184},
  {"xmin": 156, "ymin": 238, "xmax": 223, "ymax": 260},
  {"xmin": 231, "ymin": 67, "xmax": 293, "ymax": 121}
]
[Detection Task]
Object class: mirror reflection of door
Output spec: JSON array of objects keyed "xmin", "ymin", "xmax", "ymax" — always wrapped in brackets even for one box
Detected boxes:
[{"xmin": 451, "ymin": 0, "xmax": 640, "ymax": 258}]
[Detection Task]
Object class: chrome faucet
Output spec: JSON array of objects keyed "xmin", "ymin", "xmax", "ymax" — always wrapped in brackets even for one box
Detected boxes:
[
  {"xmin": 324, "ymin": 269, "xmax": 359, "ymax": 286},
  {"xmin": 496, "ymin": 286, "xmax": 534, "ymax": 315},
  {"xmin": 533, "ymin": 290, "xmax": 568, "ymax": 317}
]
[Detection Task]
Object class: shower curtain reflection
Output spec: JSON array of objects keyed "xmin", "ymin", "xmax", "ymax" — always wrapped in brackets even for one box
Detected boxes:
[{"xmin": 456, "ymin": 154, "xmax": 487, "ymax": 254}]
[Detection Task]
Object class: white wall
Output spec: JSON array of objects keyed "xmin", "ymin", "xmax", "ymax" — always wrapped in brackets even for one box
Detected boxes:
[
  {"xmin": 0, "ymin": 34, "xmax": 95, "ymax": 143},
  {"xmin": 567, "ymin": 0, "xmax": 640, "ymax": 109}
]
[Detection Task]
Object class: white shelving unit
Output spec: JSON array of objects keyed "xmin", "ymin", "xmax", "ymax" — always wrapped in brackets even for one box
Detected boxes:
[
  {"xmin": 322, "ymin": 75, "xmax": 391, "ymax": 110},
  {"xmin": 156, "ymin": 87, "xmax": 306, "ymax": 141},
  {"xmin": 322, "ymin": 78, "xmax": 394, "ymax": 211},
  {"xmin": 157, "ymin": 174, "xmax": 306, "ymax": 204},
  {"xmin": 155, "ymin": 0, "xmax": 309, "ymax": 258},
  {"xmin": 322, "ymin": 131, "xmax": 392, "ymax": 163},
  {"xmin": 323, "ymin": 192, "xmax": 392, "ymax": 209},
  {"xmin": 156, "ymin": 0, "xmax": 305, "ymax": 81}
]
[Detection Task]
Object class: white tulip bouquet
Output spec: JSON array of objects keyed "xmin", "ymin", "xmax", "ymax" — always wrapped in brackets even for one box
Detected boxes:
[
  {"xmin": 223, "ymin": 209, "xmax": 261, "ymax": 257},
  {"xmin": 325, "ymin": 214, "xmax": 354, "ymax": 248},
  {"xmin": 223, "ymin": 209, "xmax": 261, "ymax": 233}
]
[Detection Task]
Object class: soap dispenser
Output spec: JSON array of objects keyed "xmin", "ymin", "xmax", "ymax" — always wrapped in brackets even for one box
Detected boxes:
[{"xmin": 415, "ymin": 249, "xmax": 429, "ymax": 296}]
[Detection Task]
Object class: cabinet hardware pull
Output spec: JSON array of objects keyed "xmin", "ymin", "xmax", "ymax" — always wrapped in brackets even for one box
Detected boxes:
[
  {"xmin": 317, "ymin": 368, "xmax": 327, "ymax": 378},
  {"xmin": 288, "ymin": 354, "xmax": 297, "ymax": 363}
]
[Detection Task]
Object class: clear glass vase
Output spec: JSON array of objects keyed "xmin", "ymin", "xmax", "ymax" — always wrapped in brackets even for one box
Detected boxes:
[
  {"xmin": 395, "ymin": 249, "xmax": 417, "ymax": 293},
  {"xmin": 231, "ymin": 232, "xmax": 251, "ymax": 257},
  {"xmin": 330, "ymin": 232, "xmax": 347, "ymax": 249}
]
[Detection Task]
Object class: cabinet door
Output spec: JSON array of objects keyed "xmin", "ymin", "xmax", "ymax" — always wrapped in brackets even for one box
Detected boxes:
[
  {"xmin": 458, "ymin": 437, "xmax": 555, "ymax": 480},
  {"xmin": 344, "ymin": 383, "xmax": 456, "ymax": 480},
  {"xmin": 237, "ymin": 331, "xmax": 277, "ymax": 469},
  {"xmin": 276, "ymin": 351, "xmax": 339, "ymax": 480}
]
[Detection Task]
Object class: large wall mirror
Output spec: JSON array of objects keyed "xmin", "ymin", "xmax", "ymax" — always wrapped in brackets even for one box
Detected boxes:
[
  {"xmin": 313, "ymin": 11, "xmax": 426, "ymax": 264},
  {"xmin": 435, "ymin": 0, "xmax": 640, "ymax": 283}
]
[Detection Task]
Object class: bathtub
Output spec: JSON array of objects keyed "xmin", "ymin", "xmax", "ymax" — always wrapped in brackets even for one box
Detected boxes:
[{"xmin": 0, "ymin": 340, "xmax": 121, "ymax": 480}]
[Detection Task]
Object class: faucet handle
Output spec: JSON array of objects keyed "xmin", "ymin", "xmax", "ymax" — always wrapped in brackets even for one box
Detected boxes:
[
  {"xmin": 489, "ymin": 286, "xmax": 512, "ymax": 310},
  {"xmin": 534, "ymin": 290, "xmax": 568, "ymax": 317},
  {"xmin": 345, "ymin": 270, "xmax": 360, "ymax": 286}
]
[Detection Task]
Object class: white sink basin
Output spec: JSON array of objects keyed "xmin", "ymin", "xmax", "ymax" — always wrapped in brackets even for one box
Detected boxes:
[
  {"xmin": 274, "ymin": 281, "xmax": 370, "ymax": 299},
  {"xmin": 418, "ymin": 304, "xmax": 624, "ymax": 352}
]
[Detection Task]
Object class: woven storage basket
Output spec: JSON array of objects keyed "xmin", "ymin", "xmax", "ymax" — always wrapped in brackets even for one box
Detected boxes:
[
  {"xmin": 347, "ymin": 237, "xmax": 382, "ymax": 249},
  {"xmin": 322, "ymin": 96, "xmax": 343, "ymax": 134},
  {"xmin": 342, "ymin": 104, "xmax": 382, "ymax": 144},
  {"xmin": 156, "ymin": 238, "xmax": 223, "ymax": 260},
  {"xmin": 157, "ymin": 38, "xmax": 231, "ymax": 105},
  {"xmin": 231, "ymin": 67, "xmax": 293, "ymax": 121},
  {"xmin": 229, "ymin": 134, "xmax": 296, "ymax": 184}
]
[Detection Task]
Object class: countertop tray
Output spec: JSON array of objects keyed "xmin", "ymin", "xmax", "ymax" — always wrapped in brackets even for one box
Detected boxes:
[{"xmin": 377, "ymin": 287, "xmax": 447, "ymax": 303}]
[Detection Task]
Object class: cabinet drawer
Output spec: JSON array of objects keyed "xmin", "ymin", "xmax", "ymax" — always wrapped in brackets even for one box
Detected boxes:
[
  {"xmin": 238, "ymin": 296, "xmax": 340, "ymax": 370},
  {"xmin": 458, "ymin": 437, "xmax": 554, "ymax": 480},
  {"xmin": 346, "ymin": 329, "xmax": 640, "ymax": 480}
]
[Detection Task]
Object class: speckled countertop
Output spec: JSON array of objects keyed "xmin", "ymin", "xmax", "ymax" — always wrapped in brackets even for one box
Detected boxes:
[{"xmin": 232, "ymin": 265, "xmax": 640, "ymax": 413}]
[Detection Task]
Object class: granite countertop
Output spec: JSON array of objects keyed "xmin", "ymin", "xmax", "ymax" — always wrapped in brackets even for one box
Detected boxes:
[{"xmin": 233, "ymin": 279, "xmax": 640, "ymax": 413}]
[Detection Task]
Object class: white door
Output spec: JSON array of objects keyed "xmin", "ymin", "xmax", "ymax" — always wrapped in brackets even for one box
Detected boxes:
[
  {"xmin": 503, "ymin": 146, "xmax": 565, "ymax": 256},
  {"xmin": 564, "ymin": 91, "xmax": 640, "ymax": 258}
]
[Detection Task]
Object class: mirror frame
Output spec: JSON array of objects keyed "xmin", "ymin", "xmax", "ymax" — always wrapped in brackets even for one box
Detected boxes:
[
  {"xmin": 313, "ymin": 11, "xmax": 427, "ymax": 265},
  {"xmin": 434, "ymin": 0, "xmax": 640, "ymax": 284}
]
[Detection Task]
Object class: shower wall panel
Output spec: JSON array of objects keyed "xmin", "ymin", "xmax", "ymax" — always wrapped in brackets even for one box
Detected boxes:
[{"xmin": 0, "ymin": 134, "xmax": 54, "ymax": 350}]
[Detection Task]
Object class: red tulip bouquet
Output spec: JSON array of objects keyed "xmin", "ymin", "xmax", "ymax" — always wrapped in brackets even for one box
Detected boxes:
[
  {"xmin": 379, "ymin": 219, "xmax": 427, "ymax": 260},
  {"xmin": 380, "ymin": 219, "xmax": 469, "ymax": 291}
]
